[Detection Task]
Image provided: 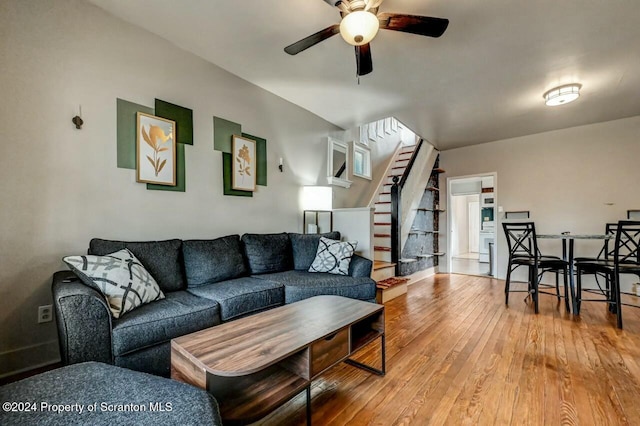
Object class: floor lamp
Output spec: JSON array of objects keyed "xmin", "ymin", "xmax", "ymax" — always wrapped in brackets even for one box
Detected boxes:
[{"xmin": 302, "ymin": 186, "xmax": 333, "ymax": 234}]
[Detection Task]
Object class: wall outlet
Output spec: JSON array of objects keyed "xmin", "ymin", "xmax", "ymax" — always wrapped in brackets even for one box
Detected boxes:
[{"xmin": 38, "ymin": 305, "xmax": 53, "ymax": 323}]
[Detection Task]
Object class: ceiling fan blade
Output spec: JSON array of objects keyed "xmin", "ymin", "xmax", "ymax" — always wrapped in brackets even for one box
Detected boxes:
[
  {"xmin": 284, "ymin": 25, "xmax": 341, "ymax": 55},
  {"xmin": 365, "ymin": 0, "xmax": 385, "ymax": 12},
  {"xmin": 355, "ymin": 43, "xmax": 373, "ymax": 76},
  {"xmin": 378, "ymin": 13, "xmax": 449, "ymax": 38}
]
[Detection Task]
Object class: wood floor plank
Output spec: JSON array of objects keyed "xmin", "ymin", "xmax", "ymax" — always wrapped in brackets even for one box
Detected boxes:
[
  {"xmin": 325, "ymin": 276, "xmax": 489, "ymax": 426},
  {"xmin": 253, "ymin": 274, "xmax": 640, "ymax": 426}
]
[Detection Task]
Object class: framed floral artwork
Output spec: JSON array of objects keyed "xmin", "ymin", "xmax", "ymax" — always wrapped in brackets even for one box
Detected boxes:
[
  {"xmin": 136, "ymin": 112, "xmax": 176, "ymax": 186},
  {"xmin": 232, "ymin": 135, "xmax": 256, "ymax": 191}
]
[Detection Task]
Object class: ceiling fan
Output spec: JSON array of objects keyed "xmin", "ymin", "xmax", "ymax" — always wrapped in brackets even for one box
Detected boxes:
[{"xmin": 284, "ymin": 0, "xmax": 449, "ymax": 77}]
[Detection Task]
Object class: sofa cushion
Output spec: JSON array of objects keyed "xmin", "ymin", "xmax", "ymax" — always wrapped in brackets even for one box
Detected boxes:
[
  {"xmin": 187, "ymin": 276, "xmax": 284, "ymax": 321},
  {"xmin": 89, "ymin": 238, "xmax": 184, "ymax": 292},
  {"xmin": 241, "ymin": 233, "xmax": 292, "ymax": 274},
  {"xmin": 289, "ymin": 232, "xmax": 341, "ymax": 271},
  {"xmin": 63, "ymin": 249, "xmax": 164, "ymax": 319},
  {"xmin": 255, "ymin": 270, "xmax": 376, "ymax": 303},
  {"xmin": 111, "ymin": 291, "xmax": 219, "ymax": 356},
  {"xmin": 309, "ymin": 237, "xmax": 358, "ymax": 275},
  {"xmin": 183, "ymin": 235, "xmax": 247, "ymax": 287},
  {"xmin": 0, "ymin": 362, "xmax": 222, "ymax": 426}
]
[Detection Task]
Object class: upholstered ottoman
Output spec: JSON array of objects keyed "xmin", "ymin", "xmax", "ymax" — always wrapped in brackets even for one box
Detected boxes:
[{"xmin": 0, "ymin": 362, "xmax": 221, "ymax": 425}]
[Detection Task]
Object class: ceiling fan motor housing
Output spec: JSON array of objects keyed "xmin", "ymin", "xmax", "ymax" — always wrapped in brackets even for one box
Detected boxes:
[{"xmin": 324, "ymin": 0, "xmax": 368, "ymax": 11}]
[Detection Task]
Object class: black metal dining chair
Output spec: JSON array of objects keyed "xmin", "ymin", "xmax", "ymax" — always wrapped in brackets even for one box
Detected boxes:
[
  {"xmin": 502, "ymin": 222, "xmax": 570, "ymax": 313},
  {"xmin": 576, "ymin": 220, "xmax": 640, "ymax": 328},
  {"xmin": 573, "ymin": 223, "xmax": 617, "ymax": 312}
]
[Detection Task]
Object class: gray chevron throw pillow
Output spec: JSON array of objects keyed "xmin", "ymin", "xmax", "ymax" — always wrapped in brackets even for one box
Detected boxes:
[
  {"xmin": 309, "ymin": 237, "xmax": 358, "ymax": 275},
  {"xmin": 63, "ymin": 248, "xmax": 164, "ymax": 318}
]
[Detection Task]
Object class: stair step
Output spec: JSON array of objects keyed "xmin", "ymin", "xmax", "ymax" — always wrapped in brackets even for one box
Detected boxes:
[
  {"xmin": 399, "ymin": 258, "xmax": 417, "ymax": 263},
  {"xmin": 374, "ymin": 233, "xmax": 391, "ymax": 237},
  {"xmin": 432, "ymin": 168, "xmax": 446, "ymax": 174},
  {"xmin": 374, "ymin": 212, "xmax": 390, "ymax": 215},
  {"xmin": 426, "ymin": 186, "xmax": 439, "ymax": 191},
  {"xmin": 374, "ymin": 222, "xmax": 391, "ymax": 226},
  {"xmin": 373, "ymin": 261, "xmax": 396, "ymax": 271},
  {"xmin": 391, "ymin": 166, "xmax": 406, "ymax": 170},
  {"xmin": 375, "ymin": 201, "xmax": 391, "ymax": 205},
  {"xmin": 380, "ymin": 191, "xmax": 391, "ymax": 195},
  {"xmin": 374, "ymin": 246, "xmax": 392, "ymax": 252}
]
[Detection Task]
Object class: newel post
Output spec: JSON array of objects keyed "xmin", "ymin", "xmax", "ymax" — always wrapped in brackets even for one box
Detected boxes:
[{"xmin": 390, "ymin": 176, "xmax": 401, "ymax": 275}]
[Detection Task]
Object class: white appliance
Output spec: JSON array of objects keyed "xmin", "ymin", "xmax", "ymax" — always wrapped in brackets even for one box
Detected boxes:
[
  {"xmin": 479, "ymin": 232, "xmax": 494, "ymax": 263},
  {"xmin": 479, "ymin": 189, "xmax": 495, "ymax": 263}
]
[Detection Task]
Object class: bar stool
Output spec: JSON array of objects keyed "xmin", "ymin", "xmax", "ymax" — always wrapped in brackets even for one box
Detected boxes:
[{"xmin": 502, "ymin": 222, "xmax": 570, "ymax": 313}]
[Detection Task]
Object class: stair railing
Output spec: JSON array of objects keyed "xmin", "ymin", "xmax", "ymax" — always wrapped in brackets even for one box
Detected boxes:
[{"xmin": 390, "ymin": 139, "xmax": 425, "ymax": 274}]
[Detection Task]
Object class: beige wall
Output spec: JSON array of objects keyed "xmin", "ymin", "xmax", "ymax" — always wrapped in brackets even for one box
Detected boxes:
[
  {"xmin": 441, "ymin": 115, "xmax": 640, "ymax": 282},
  {"xmin": 0, "ymin": 0, "xmax": 341, "ymax": 375}
]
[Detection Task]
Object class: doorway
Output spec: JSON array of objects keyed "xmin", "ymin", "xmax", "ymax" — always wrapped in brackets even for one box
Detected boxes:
[{"xmin": 447, "ymin": 174, "xmax": 497, "ymax": 276}]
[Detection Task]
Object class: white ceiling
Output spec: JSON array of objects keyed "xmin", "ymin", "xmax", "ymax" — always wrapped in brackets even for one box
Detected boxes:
[{"xmin": 89, "ymin": 0, "xmax": 640, "ymax": 150}]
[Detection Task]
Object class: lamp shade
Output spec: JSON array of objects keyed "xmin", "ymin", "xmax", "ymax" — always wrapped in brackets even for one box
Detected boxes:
[
  {"xmin": 544, "ymin": 84, "xmax": 581, "ymax": 106},
  {"xmin": 302, "ymin": 186, "xmax": 333, "ymax": 211},
  {"xmin": 339, "ymin": 11, "xmax": 379, "ymax": 46}
]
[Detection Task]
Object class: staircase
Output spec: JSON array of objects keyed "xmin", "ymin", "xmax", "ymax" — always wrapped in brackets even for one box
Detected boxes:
[
  {"xmin": 372, "ymin": 144, "xmax": 417, "ymax": 280},
  {"xmin": 397, "ymin": 158, "xmax": 445, "ymax": 276}
]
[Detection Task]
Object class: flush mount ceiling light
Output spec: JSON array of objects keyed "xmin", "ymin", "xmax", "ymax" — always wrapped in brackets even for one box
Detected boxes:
[
  {"xmin": 544, "ymin": 84, "xmax": 582, "ymax": 106},
  {"xmin": 339, "ymin": 10, "xmax": 380, "ymax": 46}
]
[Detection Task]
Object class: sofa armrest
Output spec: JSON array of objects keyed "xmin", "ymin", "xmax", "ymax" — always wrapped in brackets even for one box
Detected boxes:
[
  {"xmin": 349, "ymin": 254, "xmax": 373, "ymax": 278},
  {"xmin": 52, "ymin": 271, "xmax": 113, "ymax": 365}
]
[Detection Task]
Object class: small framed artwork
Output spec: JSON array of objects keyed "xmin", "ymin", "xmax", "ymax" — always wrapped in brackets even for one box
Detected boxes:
[
  {"xmin": 368, "ymin": 122, "xmax": 377, "ymax": 141},
  {"xmin": 359, "ymin": 124, "xmax": 369, "ymax": 146},
  {"xmin": 136, "ymin": 112, "xmax": 176, "ymax": 186},
  {"xmin": 384, "ymin": 117, "xmax": 392, "ymax": 134},
  {"xmin": 232, "ymin": 135, "xmax": 257, "ymax": 191}
]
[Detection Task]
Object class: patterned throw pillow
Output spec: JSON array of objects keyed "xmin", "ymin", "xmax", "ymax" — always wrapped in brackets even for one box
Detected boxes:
[
  {"xmin": 63, "ymin": 249, "xmax": 165, "ymax": 318},
  {"xmin": 309, "ymin": 237, "xmax": 358, "ymax": 275}
]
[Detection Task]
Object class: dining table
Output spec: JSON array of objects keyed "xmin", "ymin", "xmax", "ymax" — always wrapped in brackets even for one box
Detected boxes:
[{"xmin": 537, "ymin": 233, "xmax": 611, "ymax": 314}]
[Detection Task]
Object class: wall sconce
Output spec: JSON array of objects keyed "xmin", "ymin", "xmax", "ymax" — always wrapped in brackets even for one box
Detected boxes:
[
  {"xmin": 72, "ymin": 105, "xmax": 83, "ymax": 129},
  {"xmin": 278, "ymin": 157, "xmax": 284, "ymax": 172},
  {"xmin": 302, "ymin": 186, "xmax": 333, "ymax": 234}
]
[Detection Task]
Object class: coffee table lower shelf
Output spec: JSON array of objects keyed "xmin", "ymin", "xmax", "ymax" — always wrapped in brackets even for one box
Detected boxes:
[{"xmin": 215, "ymin": 365, "xmax": 309, "ymax": 424}]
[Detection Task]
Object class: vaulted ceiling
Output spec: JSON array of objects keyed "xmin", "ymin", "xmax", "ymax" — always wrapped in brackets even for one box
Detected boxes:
[{"xmin": 89, "ymin": 0, "xmax": 640, "ymax": 150}]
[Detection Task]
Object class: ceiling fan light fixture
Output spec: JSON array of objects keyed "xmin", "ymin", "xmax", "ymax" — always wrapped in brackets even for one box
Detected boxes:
[
  {"xmin": 339, "ymin": 10, "xmax": 379, "ymax": 46},
  {"xmin": 544, "ymin": 84, "xmax": 582, "ymax": 106}
]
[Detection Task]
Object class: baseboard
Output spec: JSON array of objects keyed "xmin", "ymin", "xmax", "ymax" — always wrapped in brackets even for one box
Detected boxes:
[
  {"xmin": 406, "ymin": 266, "xmax": 437, "ymax": 285},
  {"xmin": 0, "ymin": 340, "xmax": 60, "ymax": 379}
]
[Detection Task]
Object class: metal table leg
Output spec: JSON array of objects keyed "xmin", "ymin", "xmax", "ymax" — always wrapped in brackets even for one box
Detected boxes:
[{"xmin": 344, "ymin": 334, "xmax": 386, "ymax": 376}]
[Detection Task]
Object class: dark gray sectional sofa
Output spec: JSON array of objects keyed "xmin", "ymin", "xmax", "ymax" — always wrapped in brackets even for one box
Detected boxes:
[{"xmin": 52, "ymin": 232, "xmax": 376, "ymax": 377}]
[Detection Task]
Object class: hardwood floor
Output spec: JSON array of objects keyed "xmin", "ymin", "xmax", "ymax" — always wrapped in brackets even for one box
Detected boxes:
[{"xmin": 255, "ymin": 274, "xmax": 640, "ymax": 425}]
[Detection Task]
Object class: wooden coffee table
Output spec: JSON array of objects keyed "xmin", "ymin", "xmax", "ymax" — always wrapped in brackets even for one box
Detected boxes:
[{"xmin": 171, "ymin": 295, "xmax": 385, "ymax": 425}]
